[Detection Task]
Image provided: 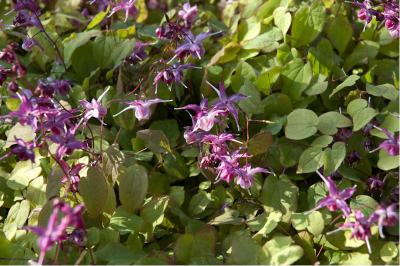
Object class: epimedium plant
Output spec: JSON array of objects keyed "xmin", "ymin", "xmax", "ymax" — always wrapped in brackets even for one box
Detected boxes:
[{"xmin": 0, "ymin": 0, "xmax": 398, "ymax": 265}]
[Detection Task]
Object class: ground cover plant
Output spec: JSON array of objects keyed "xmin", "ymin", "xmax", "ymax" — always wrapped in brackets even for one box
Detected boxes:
[{"xmin": 0, "ymin": 0, "xmax": 399, "ymax": 265}]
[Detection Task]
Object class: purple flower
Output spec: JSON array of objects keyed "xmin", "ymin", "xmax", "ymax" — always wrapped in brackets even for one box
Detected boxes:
[
  {"xmin": 235, "ymin": 165, "xmax": 268, "ymax": 189},
  {"xmin": 79, "ymin": 87, "xmax": 109, "ymax": 125},
  {"xmin": 378, "ymin": 128, "xmax": 399, "ymax": 156},
  {"xmin": 336, "ymin": 211, "xmax": 373, "ymax": 253},
  {"xmin": 13, "ymin": 0, "xmax": 39, "ymax": 13},
  {"xmin": 201, "ymin": 133, "xmax": 236, "ymax": 154},
  {"xmin": 113, "ymin": 98, "xmax": 172, "ymax": 121},
  {"xmin": 25, "ymin": 199, "xmax": 85, "ymax": 265},
  {"xmin": 13, "ymin": 9, "xmax": 42, "ymax": 29},
  {"xmin": 127, "ymin": 41, "xmax": 151, "ymax": 63},
  {"xmin": 22, "ymin": 37, "xmax": 37, "ymax": 51},
  {"xmin": 215, "ymin": 150, "xmax": 249, "ymax": 184},
  {"xmin": 9, "ymin": 138, "xmax": 35, "ymax": 162},
  {"xmin": 60, "ymin": 161, "xmax": 85, "ymax": 192},
  {"xmin": 383, "ymin": 0, "xmax": 399, "ymax": 38},
  {"xmin": 178, "ymin": 3, "xmax": 198, "ymax": 27},
  {"xmin": 175, "ymin": 32, "xmax": 211, "ymax": 59},
  {"xmin": 367, "ymin": 175, "xmax": 384, "ymax": 191},
  {"xmin": 208, "ymin": 81, "xmax": 245, "ymax": 130},
  {"xmin": 109, "ymin": 0, "xmax": 137, "ymax": 22},
  {"xmin": 335, "ymin": 127, "xmax": 353, "ymax": 142},
  {"xmin": 369, "ymin": 204, "xmax": 399, "ymax": 238},
  {"xmin": 36, "ymin": 78, "xmax": 71, "ymax": 97},
  {"xmin": 49, "ymin": 127, "xmax": 86, "ymax": 160},
  {"xmin": 9, "ymin": 92, "xmax": 39, "ymax": 130},
  {"xmin": 153, "ymin": 63, "xmax": 195, "ymax": 88},
  {"xmin": 346, "ymin": 151, "xmax": 361, "ymax": 165},
  {"xmin": 312, "ymin": 171, "xmax": 357, "ymax": 216}
]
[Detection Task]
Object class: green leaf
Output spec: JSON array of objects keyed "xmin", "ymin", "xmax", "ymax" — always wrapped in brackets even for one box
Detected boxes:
[
  {"xmin": 347, "ymin": 99, "xmax": 378, "ymax": 131},
  {"xmin": 305, "ymin": 74, "xmax": 328, "ymax": 96},
  {"xmin": 209, "ymin": 208, "xmax": 244, "ymax": 226},
  {"xmin": 285, "ymin": 109, "xmax": 319, "ymax": 140},
  {"xmin": 175, "ymin": 225, "xmax": 217, "ymax": 264},
  {"xmin": 338, "ymin": 252, "xmax": 371, "ymax": 265},
  {"xmin": 79, "ymin": 166, "xmax": 109, "ymax": 217},
  {"xmin": 247, "ymin": 211, "xmax": 282, "ymax": 239},
  {"xmin": 329, "ymin": 75, "xmax": 360, "ymax": 98},
  {"xmin": 118, "ymin": 164, "xmax": 148, "ymax": 212},
  {"xmin": 281, "ymin": 58, "xmax": 313, "ymax": 100},
  {"xmin": 63, "ymin": 30, "xmax": 101, "ymax": 65},
  {"xmin": 343, "ymin": 41, "xmax": 379, "ymax": 71},
  {"xmin": 273, "ymin": 7, "xmax": 291, "ymax": 35},
  {"xmin": 380, "ymin": 242, "xmax": 398, "ymax": 263},
  {"xmin": 323, "ymin": 142, "xmax": 346, "ymax": 175},
  {"xmin": 318, "ymin": 112, "xmax": 352, "ymax": 135},
  {"xmin": 377, "ymin": 149, "xmax": 400, "ymax": 170},
  {"xmin": 261, "ymin": 235, "xmax": 304, "ymax": 265},
  {"xmin": 102, "ymin": 144, "xmax": 125, "ymax": 184},
  {"xmin": 297, "ymin": 147, "xmax": 324, "ymax": 173},
  {"xmin": 7, "ymin": 160, "xmax": 42, "ymax": 190},
  {"xmin": 350, "ymin": 195, "xmax": 378, "ymax": 217},
  {"xmin": 327, "ymin": 16, "xmax": 353, "ymax": 54},
  {"xmin": 189, "ymin": 191, "xmax": 211, "ymax": 216},
  {"xmin": 4, "ymin": 200, "xmax": 30, "ymax": 240},
  {"xmin": 262, "ymin": 93, "xmax": 293, "ymax": 117},
  {"xmin": 108, "ymin": 207, "xmax": 144, "ymax": 235},
  {"xmin": 291, "ymin": 2, "xmax": 326, "ymax": 47},
  {"xmin": 5, "ymin": 123, "xmax": 34, "ymax": 148},
  {"xmin": 261, "ymin": 175, "xmax": 299, "ymax": 222},
  {"xmin": 95, "ymin": 243, "xmax": 138, "ymax": 264},
  {"xmin": 366, "ymin": 83, "xmax": 399, "ymax": 101},
  {"xmin": 150, "ymin": 120, "xmax": 180, "ymax": 147},
  {"xmin": 162, "ymin": 152, "xmax": 189, "ymax": 180},
  {"xmin": 86, "ymin": 6, "xmax": 109, "ymax": 30},
  {"xmin": 255, "ymin": 66, "xmax": 281, "ymax": 95},
  {"xmin": 248, "ymin": 132, "xmax": 273, "ymax": 156},
  {"xmin": 311, "ymin": 135, "xmax": 333, "ymax": 148},
  {"xmin": 137, "ymin": 129, "xmax": 170, "ymax": 153},
  {"xmin": 241, "ymin": 27, "xmax": 283, "ymax": 51},
  {"xmin": 140, "ymin": 196, "xmax": 169, "ymax": 236},
  {"xmin": 291, "ymin": 211, "xmax": 325, "ymax": 236},
  {"xmin": 227, "ymin": 232, "xmax": 263, "ymax": 265},
  {"xmin": 238, "ymin": 80, "xmax": 264, "ymax": 115},
  {"xmin": 27, "ymin": 176, "xmax": 46, "ymax": 207}
]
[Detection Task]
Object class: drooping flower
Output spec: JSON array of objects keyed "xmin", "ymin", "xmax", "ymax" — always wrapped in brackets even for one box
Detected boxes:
[
  {"xmin": 207, "ymin": 81, "xmax": 245, "ymax": 130},
  {"xmin": 367, "ymin": 175, "xmax": 384, "ymax": 191},
  {"xmin": 175, "ymin": 32, "xmax": 212, "ymax": 59},
  {"xmin": 379, "ymin": 128, "xmax": 400, "ymax": 156},
  {"xmin": 36, "ymin": 78, "xmax": 71, "ymax": 97},
  {"xmin": 235, "ymin": 164, "xmax": 268, "ymax": 189},
  {"xmin": 22, "ymin": 37, "xmax": 37, "ymax": 51},
  {"xmin": 109, "ymin": 0, "xmax": 137, "ymax": 22},
  {"xmin": 79, "ymin": 87, "xmax": 110, "ymax": 125},
  {"xmin": 369, "ymin": 204, "xmax": 399, "ymax": 238},
  {"xmin": 383, "ymin": 0, "xmax": 399, "ymax": 38},
  {"xmin": 25, "ymin": 199, "xmax": 85, "ymax": 265},
  {"xmin": 60, "ymin": 161, "xmax": 85, "ymax": 193},
  {"xmin": 126, "ymin": 41, "xmax": 151, "ymax": 63},
  {"xmin": 153, "ymin": 63, "xmax": 195, "ymax": 88},
  {"xmin": 332, "ymin": 210, "xmax": 373, "ymax": 253},
  {"xmin": 49, "ymin": 127, "xmax": 86, "ymax": 160},
  {"xmin": 312, "ymin": 171, "xmax": 357, "ymax": 216},
  {"xmin": 201, "ymin": 133, "xmax": 236, "ymax": 154},
  {"xmin": 178, "ymin": 2, "xmax": 198, "ymax": 27},
  {"xmin": 113, "ymin": 98, "xmax": 172, "ymax": 121},
  {"xmin": 9, "ymin": 138, "xmax": 35, "ymax": 162}
]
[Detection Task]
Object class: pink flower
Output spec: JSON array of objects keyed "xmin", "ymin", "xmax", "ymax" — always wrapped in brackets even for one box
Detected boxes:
[
  {"xmin": 113, "ymin": 98, "xmax": 172, "ymax": 121},
  {"xmin": 109, "ymin": 0, "xmax": 137, "ymax": 22}
]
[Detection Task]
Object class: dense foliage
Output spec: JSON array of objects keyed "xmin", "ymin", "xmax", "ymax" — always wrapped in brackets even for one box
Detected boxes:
[{"xmin": 0, "ymin": 0, "xmax": 399, "ymax": 265}]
